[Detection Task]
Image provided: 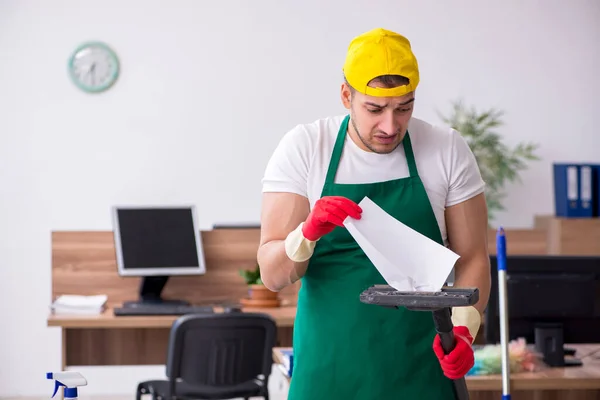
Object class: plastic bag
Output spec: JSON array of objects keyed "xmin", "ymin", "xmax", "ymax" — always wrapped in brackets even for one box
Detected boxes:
[{"xmin": 467, "ymin": 338, "xmax": 546, "ymax": 376}]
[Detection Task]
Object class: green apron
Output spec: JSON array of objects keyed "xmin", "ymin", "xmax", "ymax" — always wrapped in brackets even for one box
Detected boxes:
[{"xmin": 288, "ymin": 115, "xmax": 456, "ymax": 399}]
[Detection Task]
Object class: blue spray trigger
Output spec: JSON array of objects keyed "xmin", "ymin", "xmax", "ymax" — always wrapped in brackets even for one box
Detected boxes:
[
  {"xmin": 47, "ymin": 371, "xmax": 87, "ymax": 399},
  {"xmin": 52, "ymin": 380, "xmax": 66, "ymax": 398}
]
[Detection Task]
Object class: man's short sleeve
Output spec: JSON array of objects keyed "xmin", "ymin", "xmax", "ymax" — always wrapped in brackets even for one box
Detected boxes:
[
  {"xmin": 261, "ymin": 124, "xmax": 313, "ymax": 198},
  {"xmin": 445, "ymin": 130, "xmax": 486, "ymax": 207}
]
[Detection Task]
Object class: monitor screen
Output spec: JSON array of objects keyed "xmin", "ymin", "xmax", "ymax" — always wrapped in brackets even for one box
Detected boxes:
[
  {"xmin": 112, "ymin": 206, "xmax": 206, "ymax": 276},
  {"xmin": 484, "ymin": 254, "xmax": 600, "ymax": 345}
]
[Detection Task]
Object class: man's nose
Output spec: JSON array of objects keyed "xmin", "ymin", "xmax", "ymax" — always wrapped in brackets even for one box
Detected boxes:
[{"xmin": 379, "ymin": 113, "xmax": 398, "ymax": 135}]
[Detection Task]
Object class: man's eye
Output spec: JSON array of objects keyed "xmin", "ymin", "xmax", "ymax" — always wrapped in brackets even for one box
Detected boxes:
[{"xmin": 367, "ymin": 108, "xmax": 382, "ymax": 113}]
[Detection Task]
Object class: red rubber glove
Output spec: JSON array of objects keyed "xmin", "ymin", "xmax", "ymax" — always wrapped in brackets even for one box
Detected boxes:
[
  {"xmin": 432, "ymin": 325, "xmax": 474, "ymax": 379},
  {"xmin": 301, "ymin": 196, "xmax": 362, "ymax": 241}
]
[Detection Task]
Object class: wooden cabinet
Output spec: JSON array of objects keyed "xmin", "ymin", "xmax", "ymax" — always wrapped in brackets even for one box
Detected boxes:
[
  {"xmin": 544, "ymin": 217, "xmax": 600, "ymax": 256},
  {"xmin": 490, "ymin": 215, "xmax": 600, "ymax": 256}
]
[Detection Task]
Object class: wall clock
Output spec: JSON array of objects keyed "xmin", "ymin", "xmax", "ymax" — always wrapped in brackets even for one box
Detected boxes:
[{"xmin": 68, "ymin": 41, "xmax": 120, "ymax": 93}]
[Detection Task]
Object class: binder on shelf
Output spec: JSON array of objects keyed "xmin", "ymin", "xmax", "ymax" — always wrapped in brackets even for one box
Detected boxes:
[
  {"xmin": 580, "ymin": 164, "xmax": 594, "ymax": 217},
  {"xmin": 591, "ymin": 164, "xmax": 600, "ymax": 217},
  {"xmin": 553, "ymin": 163, "xmax": 593, "ymax": 218}
]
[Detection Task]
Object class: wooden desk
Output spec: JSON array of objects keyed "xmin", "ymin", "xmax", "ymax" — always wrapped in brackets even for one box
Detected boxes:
[
  {"xmin": 48, "ymin": 305, "xmax": 296, "ymax": 369},
  {"xmin": 273, "ymin": 344, "xmax": 600, "ymax": 400},
  {"xmin": 47, "ymin": 228, "xmax": 298, "ymax": 369}
]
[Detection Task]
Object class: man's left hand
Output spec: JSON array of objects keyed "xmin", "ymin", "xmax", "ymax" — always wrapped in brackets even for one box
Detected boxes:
[{"xmin": 432, "ymin": 325, "xmax": 474, "ymax": 379}]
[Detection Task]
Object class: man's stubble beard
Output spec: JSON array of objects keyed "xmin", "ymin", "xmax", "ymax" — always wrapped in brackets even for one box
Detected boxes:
[{"xmin": 349, "ymin": 109, "xmax": 402, "ymax": 155}]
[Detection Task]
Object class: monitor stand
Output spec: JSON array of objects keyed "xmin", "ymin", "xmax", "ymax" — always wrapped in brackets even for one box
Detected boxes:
[
  {"xmin": 122, "ymin": 276, "xmax": 190, "ymax": 308},
  {"xmin": 534, "ymin": 323, "xmax": 582, "ymax": 367}
]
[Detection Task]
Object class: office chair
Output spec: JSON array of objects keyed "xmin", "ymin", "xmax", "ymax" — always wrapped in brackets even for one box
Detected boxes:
[{"xmin": 136, "ymin": 312, "xmax": 277, "ymax": 400}]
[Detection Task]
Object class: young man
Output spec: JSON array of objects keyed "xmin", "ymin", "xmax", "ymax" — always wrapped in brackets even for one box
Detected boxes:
[{"xmin": 258, "ymin": 27, "xmax": 491, "ymax": 399}]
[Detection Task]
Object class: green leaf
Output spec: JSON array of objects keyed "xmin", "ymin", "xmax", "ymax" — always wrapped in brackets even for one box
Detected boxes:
[{"xmin": 238, "ymin": 263, "xmax": 263, "ymax": 285}]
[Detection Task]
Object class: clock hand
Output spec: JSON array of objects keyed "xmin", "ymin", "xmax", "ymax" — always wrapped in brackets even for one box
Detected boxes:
[{"xmin": 90, "ymin": 63, "xmax": 96, "ymax": 85}]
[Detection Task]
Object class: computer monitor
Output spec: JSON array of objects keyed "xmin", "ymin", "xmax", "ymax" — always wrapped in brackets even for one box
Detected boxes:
[
  {"xmin": 112, "ymin": 205, "xmax": 206, "ymax": 308},
  {"xmin": 485, "ymin": 254, "xmax": 600, "ymax": 367}
]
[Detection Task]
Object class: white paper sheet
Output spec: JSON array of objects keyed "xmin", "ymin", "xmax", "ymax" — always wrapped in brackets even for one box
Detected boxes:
[{"xmin": 344, "ymin": 196, "xmax": 460, "ymax": 292}]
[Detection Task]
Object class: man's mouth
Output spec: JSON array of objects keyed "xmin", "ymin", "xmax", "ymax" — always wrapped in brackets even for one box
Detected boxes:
[{"xmin": 374, "ymin": 134, "xmax": 398, "ymax": 144}]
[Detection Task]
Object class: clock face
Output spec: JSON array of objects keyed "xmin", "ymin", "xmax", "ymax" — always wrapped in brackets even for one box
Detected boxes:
[{"xmin": 68, "ymin": 41, "xmax": 119, "ymax": 93}]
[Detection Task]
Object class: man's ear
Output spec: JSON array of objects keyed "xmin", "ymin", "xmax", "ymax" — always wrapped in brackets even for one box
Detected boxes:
[{"xmin": 340, "ymin": 83, "xmax": 352, "ymax": 109}]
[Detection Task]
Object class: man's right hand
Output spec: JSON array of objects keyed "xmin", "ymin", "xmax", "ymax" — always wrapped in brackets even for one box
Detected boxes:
[{"xmin": 301, "ymin": 196, "xmax": 362, "ymax": 241}]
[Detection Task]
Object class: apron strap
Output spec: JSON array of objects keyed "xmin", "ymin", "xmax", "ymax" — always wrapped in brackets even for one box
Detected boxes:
[
  {"xmin": 401, "ymin": 131, "xmax": 419, "ymax": 178},
  {"xmin": 324, "ymin": 115, "xmax": 420, "ymax": 185},
  {"xmin": 324, "ymin": 115, "xmax": 350, "ymax": 185}
]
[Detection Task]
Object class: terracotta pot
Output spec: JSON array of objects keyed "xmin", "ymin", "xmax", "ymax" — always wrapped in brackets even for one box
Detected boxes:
[{"xmin": 248, "ymin": 284, "xmax": 279, "ymax": 300}]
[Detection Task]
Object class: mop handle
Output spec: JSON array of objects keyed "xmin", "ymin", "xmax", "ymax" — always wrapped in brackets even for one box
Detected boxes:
[
  {"xmin": 433, "ymin": 308, "xmax": 470, "ymax": 400},
  {"xmin": 497, "ymin": 227, "xmax": 511, "ymax": 400}
]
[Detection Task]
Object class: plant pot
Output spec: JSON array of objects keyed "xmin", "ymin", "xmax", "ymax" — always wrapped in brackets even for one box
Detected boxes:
[
  {"xmin": 240, "ymin": 284, "xmax": 281, "ymax": 308},
  {"xmin": 248, "ymin": 284, "xmax": 278, "ymax": 300}
]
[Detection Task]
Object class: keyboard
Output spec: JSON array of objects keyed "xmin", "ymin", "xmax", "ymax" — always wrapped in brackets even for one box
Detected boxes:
[{"xmin": 113, "ymin": 304, "xmax": 215, "ymax": 316}]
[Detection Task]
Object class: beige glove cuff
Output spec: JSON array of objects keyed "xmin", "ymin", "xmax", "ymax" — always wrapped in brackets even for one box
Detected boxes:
[
  {"xmin": 284, "ymin": 222, "xmax": 318, "ymax": 262},
  {"xmin": 451, "ymin": 305, "xmax": 481, "ymax": 341}
]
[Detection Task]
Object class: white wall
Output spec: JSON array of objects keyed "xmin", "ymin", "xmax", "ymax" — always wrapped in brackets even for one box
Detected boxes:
[{"xmin": 0, "ymin": 0, "xmax": 598, "ymax": 397}]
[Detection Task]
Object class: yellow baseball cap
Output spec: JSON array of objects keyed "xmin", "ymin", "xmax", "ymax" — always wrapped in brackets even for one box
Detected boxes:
[{"xmin": 343, "ymin": 28, "xmax": 419, "ymax": 97}]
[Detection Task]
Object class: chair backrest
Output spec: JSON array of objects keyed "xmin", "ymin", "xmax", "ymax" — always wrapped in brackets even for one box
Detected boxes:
[{"xmin": 165, "ymin": 312, "xmax": 277, "ymax": 388}]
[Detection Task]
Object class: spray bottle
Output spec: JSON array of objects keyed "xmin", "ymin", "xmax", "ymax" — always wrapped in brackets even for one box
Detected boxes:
[{"xmin": 46, "ymin": 371, "xmax": 87, "ymax": 400}]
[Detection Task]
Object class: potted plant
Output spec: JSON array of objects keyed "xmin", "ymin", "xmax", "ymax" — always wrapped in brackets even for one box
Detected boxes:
[
  {"xmin": 239, "ymin": 263, "xmax": 280, "ymax": 307},
  {"xmin": 439, "ymin": 100, "xmax": 540, "ymax": 223}
]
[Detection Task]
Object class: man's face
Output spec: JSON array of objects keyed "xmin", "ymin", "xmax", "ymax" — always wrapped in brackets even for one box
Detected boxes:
[{"xmin": 341, "ymin": 83, "xmax": 415, "ymax": 154}]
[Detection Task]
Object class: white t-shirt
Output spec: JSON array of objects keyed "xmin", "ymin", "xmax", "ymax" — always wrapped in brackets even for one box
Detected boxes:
[{"xmin": 261, "ymin": 114, "xmax": 485, "ymax": 246}]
